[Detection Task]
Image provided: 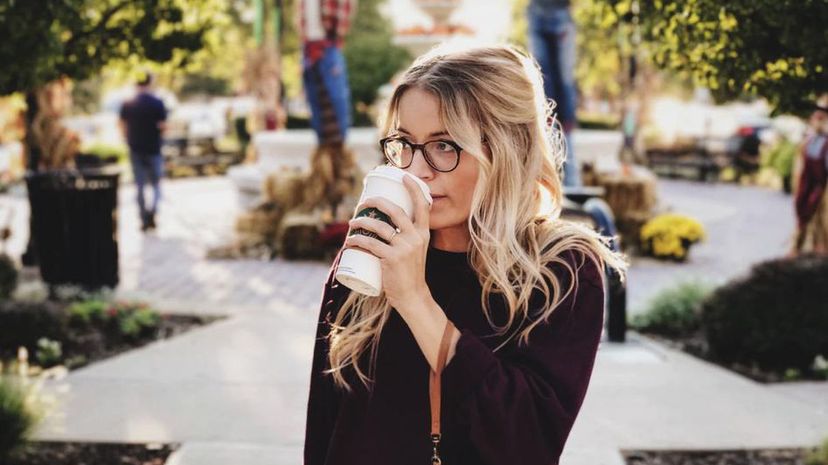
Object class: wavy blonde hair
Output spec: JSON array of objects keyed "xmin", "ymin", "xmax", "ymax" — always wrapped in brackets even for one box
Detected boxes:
[{"xmin": 326, "ymin": 43, "xmax": 628, "ymax": 392}]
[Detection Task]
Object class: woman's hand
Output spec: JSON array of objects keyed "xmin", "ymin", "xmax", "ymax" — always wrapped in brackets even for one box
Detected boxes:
[{"xmin": 343, "ymin": 174, "xmax": 431, "ymax": 312}]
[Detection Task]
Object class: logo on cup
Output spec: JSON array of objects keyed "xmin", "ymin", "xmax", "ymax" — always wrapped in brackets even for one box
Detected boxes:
[{"xmin": 351, "ymin": 207, "xmax": 396, "ymax": 245}]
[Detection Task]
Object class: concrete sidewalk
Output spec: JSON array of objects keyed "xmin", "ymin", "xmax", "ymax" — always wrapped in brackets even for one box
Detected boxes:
[
  {"xmin": 0, "ymin": 172, "xmax": 821, "ymax": 464},
  {"xmin": 33, "ymin": 314, "xmax": 828, "ymax": 465}
]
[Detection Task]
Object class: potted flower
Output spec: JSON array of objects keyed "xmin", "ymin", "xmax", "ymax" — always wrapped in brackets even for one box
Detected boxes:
[{"xmin": 640, "ymin": 213, "xmax": 705, "ymax": 261}]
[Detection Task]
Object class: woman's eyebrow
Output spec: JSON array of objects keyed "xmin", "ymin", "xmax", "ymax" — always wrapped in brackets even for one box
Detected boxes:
[{"xmin": 396, "ymin": 127, "xmax": 450, "ymax": 138}]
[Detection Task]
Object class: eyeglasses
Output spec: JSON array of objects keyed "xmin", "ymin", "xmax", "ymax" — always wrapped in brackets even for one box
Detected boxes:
[{"xmin": 379, "ymin": 136, "xmax": 463, "ymax": 173}]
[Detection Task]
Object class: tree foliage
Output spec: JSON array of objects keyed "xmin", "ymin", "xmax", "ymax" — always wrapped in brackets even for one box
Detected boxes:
[
  {"xmin": 0, "ymin": 0, "xmax": 213, "ymax": 95},
  {"xmin": 595, "ymin": 0, "xmax": 828, "ymax": 114},
  {"xmin": 343, "ymin": 0, "xmax": 411, "ymax": 123}
]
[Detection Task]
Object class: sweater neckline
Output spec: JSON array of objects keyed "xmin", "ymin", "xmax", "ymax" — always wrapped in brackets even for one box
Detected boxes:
[
  {"xmin": 427, "ymin": 246, "xmax": 470, "ymax": 262},
  {"xmin": 429, "ymin": 245, "xmax": 468, "ymax": 254}
]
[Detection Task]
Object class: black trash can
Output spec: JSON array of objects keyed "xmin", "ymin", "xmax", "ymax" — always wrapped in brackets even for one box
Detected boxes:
[{"xmin": 26, "ymin": 167, "xmax": 120, "ymax": 290}]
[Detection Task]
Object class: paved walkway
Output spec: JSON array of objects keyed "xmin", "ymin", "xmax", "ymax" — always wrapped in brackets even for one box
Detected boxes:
[
  {"xmin": 0, "ymin": 173, "xmax": 824, "ymax": 465},
  {"xmin": 626, "ymin": 179, "xmax": 797, "ymax": 313}
]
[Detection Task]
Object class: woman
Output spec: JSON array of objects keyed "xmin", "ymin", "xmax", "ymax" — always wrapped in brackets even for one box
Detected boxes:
[
  {"xmin": 304, "ymin": 44, "xmax": 627, "ymax": 465},
  {"xmin": 793, "ymin": 97, "xmax": 828, "ymax": 255}
]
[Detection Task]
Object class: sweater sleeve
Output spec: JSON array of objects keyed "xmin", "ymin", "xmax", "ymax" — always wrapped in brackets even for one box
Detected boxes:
[
  {"xmin": 304, "ymin": 250, "xmax": 347, "ymax": 465},
  {"xmin": 440, "ymin": 250, "xmax": 606, "ymax": 465}
]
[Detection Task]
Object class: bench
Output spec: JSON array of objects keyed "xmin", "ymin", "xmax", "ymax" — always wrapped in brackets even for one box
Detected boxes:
[
  {"xmin": 646, "ymin": 146, "xmax": 730, "ymax": 182},
  {"xmin": 162, "ymin": 136, "xmax": 244, "ymax": 176}
]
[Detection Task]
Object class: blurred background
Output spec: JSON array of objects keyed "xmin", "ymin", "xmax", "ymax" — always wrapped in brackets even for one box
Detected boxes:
[{"xmin": 0, "ymin": 1, "xmax": 826, "ymax": 464}]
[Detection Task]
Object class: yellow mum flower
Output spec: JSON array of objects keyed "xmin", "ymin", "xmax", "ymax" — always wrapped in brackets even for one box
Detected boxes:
[{"xmin": 641, "ymin": 214, "xmax": 705, "ymax": 260}]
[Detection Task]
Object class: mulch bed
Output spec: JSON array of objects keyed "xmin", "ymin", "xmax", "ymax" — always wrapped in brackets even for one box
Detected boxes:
[
  {"xmin": 637, "ymin": 332, "xmax": 826, "ymax": 383},
  {"xmin": 6, "ymin": 441, "xmax": 178, "ymax": 465},
  {"xmin": 0, "ymin": 298, "xmax": 224, "ymax": 373},
  {"xmin": 62, "ymin": 313, "xmax": 224, "ymax": 371},
  {"xmin": 623, "ymin": 448, "xmax": 811, "ymax": 465}
]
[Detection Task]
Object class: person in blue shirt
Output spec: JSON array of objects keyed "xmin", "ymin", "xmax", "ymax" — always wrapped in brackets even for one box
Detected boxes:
[{"xmin": 119, "ymin": 72, "xmax": 167, "ymax": 232}]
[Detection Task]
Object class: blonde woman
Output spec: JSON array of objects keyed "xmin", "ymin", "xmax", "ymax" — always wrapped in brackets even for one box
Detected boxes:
[{"xmin": 304, "ymin": 43, "xmax": 627, "ymax": 465}]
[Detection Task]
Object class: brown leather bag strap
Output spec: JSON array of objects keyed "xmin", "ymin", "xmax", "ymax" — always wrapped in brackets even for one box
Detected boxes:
[{"xmin": 429, "ymin": 319, "xmax": 456, "ymax": 464}]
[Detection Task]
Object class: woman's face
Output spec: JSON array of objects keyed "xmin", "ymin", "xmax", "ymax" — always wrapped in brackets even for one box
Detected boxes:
[{"xmin": 394, "ymin": 87, "xmax": 480, "ymax": 233}]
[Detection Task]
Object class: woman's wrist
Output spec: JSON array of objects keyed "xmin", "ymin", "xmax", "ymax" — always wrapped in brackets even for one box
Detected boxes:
[
  {"xmin": 397, "ymin": 292, "xmax": 461, "ymax": 371},
  {"xmin": 393, "ymin": 281, "xmax": 433, "ymax": 319}
]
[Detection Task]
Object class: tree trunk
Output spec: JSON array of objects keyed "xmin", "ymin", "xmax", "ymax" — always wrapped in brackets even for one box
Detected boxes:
[
  {"xmin": 21, "ymin": 90, "xmax": 40, "ymax": 266},
  {"xmin": 23, "ymin": 91, "xmax": 41, "ymax": 171}
]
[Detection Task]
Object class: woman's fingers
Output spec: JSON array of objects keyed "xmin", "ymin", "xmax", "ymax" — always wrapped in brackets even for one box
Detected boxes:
[
  {"xmin": 349, "ymin": 216, "xmax": 398, "ymax": 244},
  {"xmin": 344, "ymin": 233, "xmax": 390, "ymax": 258}
]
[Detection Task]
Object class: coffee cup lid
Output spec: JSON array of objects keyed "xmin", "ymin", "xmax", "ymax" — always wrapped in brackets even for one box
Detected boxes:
[{"xmin": 366, "ymin": 165, "xmax": 433, "ymax": 205}]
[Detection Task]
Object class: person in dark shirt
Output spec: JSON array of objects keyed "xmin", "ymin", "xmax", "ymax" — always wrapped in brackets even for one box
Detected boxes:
[
  {"xmin": 304, "ymin": 44, "xmax": 628, "ymax": 465},
  {"xmin": 793, "ymin": 97, "xmax": 828, "ymax": 254},
  {"xmin": 734, "ymin": 126, "xmax": 761, "ymax": 183},
  {"xmin": 119, "ymin": 72, "xmax": 167, "ymax": 231}
]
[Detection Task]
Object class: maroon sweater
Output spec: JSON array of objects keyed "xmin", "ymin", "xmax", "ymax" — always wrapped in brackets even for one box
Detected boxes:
[{"xmin": 304, "ymin": 246, "xmax": 606, "ymax": 465}]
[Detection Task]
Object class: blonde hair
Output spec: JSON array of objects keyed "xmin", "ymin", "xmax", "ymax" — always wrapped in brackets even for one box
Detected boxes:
[{"xmin": 325, "ymin": 43, "xmax": 628, "ymax": 392}]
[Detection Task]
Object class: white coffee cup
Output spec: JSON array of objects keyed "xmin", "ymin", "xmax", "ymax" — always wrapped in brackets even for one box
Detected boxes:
[{"xmin": 335, "ymin": 165, "xmax": 433, "ymax": 296}]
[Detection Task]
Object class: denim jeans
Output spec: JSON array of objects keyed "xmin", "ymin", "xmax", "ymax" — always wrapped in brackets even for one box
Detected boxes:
[
  {"xmin": 528, "ymin": 5, "xmax": 581, "ymax": 187},
  {"xmin": 303, "ymin": 46, "xmax": 352, "ymax": 143},
  {"xmin": 129, "ymin": 151, "xmax": 163, "ymax": 216}
]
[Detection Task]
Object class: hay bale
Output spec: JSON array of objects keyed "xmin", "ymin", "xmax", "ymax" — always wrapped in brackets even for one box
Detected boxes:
[
  {"xmin": 587, "ymin": 165, "xmax": 659, "ymax": 252},
  {"xmin": 279, "ymin": 212, "xmax": 323, "ymax": 260},
  {"xmin": 263, "ymin": 168, "xmax": 306, "ymax": 207},
  {"xmin": 235, "ymin": 202, "xmax": 284, "ymax": 237}
]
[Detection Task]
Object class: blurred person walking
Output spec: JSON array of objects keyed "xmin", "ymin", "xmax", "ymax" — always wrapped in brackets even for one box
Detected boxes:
[
  {"xmin": 527, "ymin": 0, "xmax": 581, "ymax": 187},
  {"xmin": 734, "ymin": 127, "xmax": 762, "ymax": 184},
  {"xmin": 793, "ymin": 96, "xmax": 828, "ymax": 255},
  {"xmin": 119, "ymin": 72, "xmax": 167, "ymax": 232}
]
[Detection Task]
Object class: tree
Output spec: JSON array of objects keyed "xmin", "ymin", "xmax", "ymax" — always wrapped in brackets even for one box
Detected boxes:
[
  {"xmin": 0, "ymin": 0, "xmax": 213, "ymax": 167},
  {"xmin": 343, "ymin": 0, "xmax": 411, "ymax": 126},
  {"xmin": 0, "ymin": 0, "xmax": 212, "ymax": 96},
  {"xmin": 595, "ymin": 0, "xmax": 828, "ymax": 115},
  {"xmin": 0, "ymin": 0, "xmax": 213, "ymax": 267}
]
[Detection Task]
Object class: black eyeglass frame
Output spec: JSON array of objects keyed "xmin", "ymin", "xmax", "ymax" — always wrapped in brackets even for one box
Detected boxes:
[{"xmin": 379, "ymin": 136, "xmax": 464, "ymax": 173}]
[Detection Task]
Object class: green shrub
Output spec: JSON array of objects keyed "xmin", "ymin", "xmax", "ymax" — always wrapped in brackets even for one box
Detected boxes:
[
  {"xmin": 35, "ymin": 338, "xmax": 62, "ymax": 368},
  {"xmin": 117, "ymin": 306, "xmax": 160, "ymax": 340},
  {"xmin": 0, "ymin": 254, "xmax": 18, "ymax": 300},
  {"xmin": 0, "ymin": 378, "xmax": 38, "ymax": 460},
  {"xmin": 814, "ymin": 355, "xmax": 828, "ymax": 380},
  {"xmin": 68, "ymin": 299, "xmax": 108, "ymax": 326},
  {"xmin": 0, "ymin": 301, "xmax": 68, "ymax": 361},
  {"xmin": 52, "ymin": 284, "xmax": 113, "ymax": 304},
  {"xmin": 701, "ymin": 255, "xmax": 828, "ymax": 375},
  {"xmin": 577, "ymin": 112, "xmax": 620, "ymax": 130},
  {"xmin": 1, "ymin": 298, "xmax": 163, "ymax": 370},
  {"xmin": 762, "ymin": 137, "xmax": 798, "ymax": 180},
  {"xmin": 807, "ymin": 437, "xmax": 828, "ymax": 465},
  {"xmin": 179, "ymin": 73, "xmax": 230, "ymax": 97},
  {"xmin": 69, "ymin": 299, "xmax": 161, "ymax": 340},
  {"xmin": 82, "ymin": 143, "xmax": 128, "ymax": 165},
  {"xmin": 631, "ymin": 281, "xmax": 712, "ymax": 337},
  {"xmin": 132, "ymin": 308, "xmax": 160, "ymax": 330},
  {"xmin": 343, "ymin": 0, "xmax": 411, "ymax": 126}
]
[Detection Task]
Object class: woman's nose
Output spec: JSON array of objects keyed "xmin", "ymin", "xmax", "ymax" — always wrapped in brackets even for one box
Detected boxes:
[{"xmin": 406, "ymin": 147, "xmax": 435, "ymax": 180}]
